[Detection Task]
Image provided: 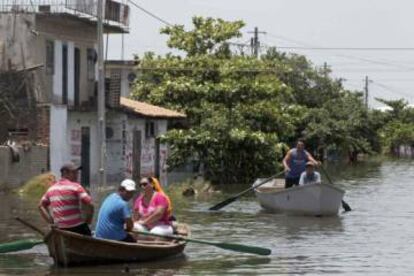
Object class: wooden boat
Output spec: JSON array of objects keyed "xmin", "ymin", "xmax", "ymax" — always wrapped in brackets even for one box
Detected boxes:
[
  {"xmin": 44, "ymin": 224, "xmax": 189, "ymax": 267},
  {"xmin": 253, "ymin": 178, "xmax": 345, "ymax": 216}
]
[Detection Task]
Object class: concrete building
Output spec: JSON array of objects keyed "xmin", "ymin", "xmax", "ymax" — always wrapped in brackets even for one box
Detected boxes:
[{"xmin": 0, "ymin": 1, "xmax": 185, "ymax": 187}]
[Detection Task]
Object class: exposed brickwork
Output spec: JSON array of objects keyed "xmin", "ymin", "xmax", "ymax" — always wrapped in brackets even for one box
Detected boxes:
[{"xmin": 36, "ymin": 106, "xmax": 51, "ymax": 145}]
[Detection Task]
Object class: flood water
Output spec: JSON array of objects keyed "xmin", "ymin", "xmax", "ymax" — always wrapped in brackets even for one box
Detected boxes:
[{"xmin": 0, "ymin": 158, "xmax": 413, "ymax": 275}]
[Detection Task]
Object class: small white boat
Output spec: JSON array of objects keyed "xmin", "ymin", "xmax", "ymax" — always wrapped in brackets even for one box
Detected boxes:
[{"xmin": 253, "ymin": 178, "xmax": 345, "ymax": 216}]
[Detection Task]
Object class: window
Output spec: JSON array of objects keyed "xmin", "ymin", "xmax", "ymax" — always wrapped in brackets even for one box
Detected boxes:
[
  {"xmin": 87, "ymin": 48, "xmax": 96, "ymax": 81},
  {"xmin": 45, "ymin": 40, "xmax": 54, "ymax": 74},
  {"xmin": 145, "ymin": 121, "xmax": 156, "ymax": 138},
  {"xmin": 62, "ymin": 44, "xmax": 68, "ymax": 104}
]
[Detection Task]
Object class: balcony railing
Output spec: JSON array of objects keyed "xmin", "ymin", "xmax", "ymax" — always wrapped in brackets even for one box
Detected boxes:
[{"xmin": 0, "ymin": 0, "xmax": 129, "ymax": 30}]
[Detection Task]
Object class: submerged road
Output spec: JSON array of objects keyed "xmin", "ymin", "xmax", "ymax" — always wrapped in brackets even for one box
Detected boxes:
[{"xmin": 0, "ymin": 158, "xmax": 413, "ymax": 275}]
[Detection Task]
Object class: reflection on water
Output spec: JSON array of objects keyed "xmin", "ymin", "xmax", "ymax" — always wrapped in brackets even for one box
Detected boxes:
[{"xmin": 0, "ymin": 159, "xmax": 414, "ymax": 275}]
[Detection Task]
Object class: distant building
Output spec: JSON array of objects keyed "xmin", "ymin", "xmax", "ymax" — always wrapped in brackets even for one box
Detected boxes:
[{"xmin": 104, "ymin": 60, "xmax": 186, "ymax": 185}]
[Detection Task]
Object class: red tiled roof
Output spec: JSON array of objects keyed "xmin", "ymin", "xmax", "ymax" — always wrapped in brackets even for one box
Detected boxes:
[{"xmin": 120, "ymin": 97, "xmax": 186, "ymax": 119}]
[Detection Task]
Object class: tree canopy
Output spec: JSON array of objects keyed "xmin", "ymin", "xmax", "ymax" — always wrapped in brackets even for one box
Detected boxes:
[{"xmin": 132, "ymin": 16, "xmax": 413, "ymax": 184}]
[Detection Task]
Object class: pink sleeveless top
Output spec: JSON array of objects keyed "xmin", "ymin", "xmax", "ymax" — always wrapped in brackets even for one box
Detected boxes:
[{"xmin": 133, "ymin": 192, "xmax": 171, "ymax": 228}]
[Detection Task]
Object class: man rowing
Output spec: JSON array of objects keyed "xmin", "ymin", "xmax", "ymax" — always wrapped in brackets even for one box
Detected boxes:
[
  {"xmin": 282, "ymin": 139, "xmax": 320, "ymax": 188},
  {"xmin": 38, "ymin": 162, "xmax": 94, "ymax": 235}
]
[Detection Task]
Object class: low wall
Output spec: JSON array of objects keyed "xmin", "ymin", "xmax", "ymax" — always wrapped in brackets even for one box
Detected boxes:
[
  {"xmin": 0, "ymin": 145, "xmax": 48, "ymax": 190},
  {"xmin": 393, "ymin": 145, "xmax": 414, "ymax": 158}
]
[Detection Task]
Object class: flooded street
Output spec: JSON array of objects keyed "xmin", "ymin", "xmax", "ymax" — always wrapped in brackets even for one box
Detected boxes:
[{"xmin": 0, "ymin": 159, "xmax": 413, "ymax": 275}]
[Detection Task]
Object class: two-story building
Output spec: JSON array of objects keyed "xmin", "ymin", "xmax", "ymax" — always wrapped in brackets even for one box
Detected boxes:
[{"xmin": 0, "ymin": 1, "xmax": 185, "ymax": 187}]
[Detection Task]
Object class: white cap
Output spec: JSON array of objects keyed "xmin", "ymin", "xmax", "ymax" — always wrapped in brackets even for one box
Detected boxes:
[{"xmin": 120, "ymin": 179, "xmax": 136, "ymax": 191}]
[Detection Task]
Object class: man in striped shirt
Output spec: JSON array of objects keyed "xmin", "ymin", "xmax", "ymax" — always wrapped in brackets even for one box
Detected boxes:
[{"xmin": 38, "ymin": 162, "xmax": 94, "ymax": 236}]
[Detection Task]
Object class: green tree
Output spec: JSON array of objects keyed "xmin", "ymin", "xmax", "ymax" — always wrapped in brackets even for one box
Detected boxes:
[
  {"xmin": 375, "ymin": 98, "xmax": 414, "ymax": 153},
  {"xmin": 133, "ymin": 17, "xmax": 289, "ymax": 184}
]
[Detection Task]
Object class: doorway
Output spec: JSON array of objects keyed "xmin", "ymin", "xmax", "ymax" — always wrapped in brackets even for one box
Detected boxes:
[{"xmin": 81, "ymin": 127, "xmax": 90, "ymax": 187}]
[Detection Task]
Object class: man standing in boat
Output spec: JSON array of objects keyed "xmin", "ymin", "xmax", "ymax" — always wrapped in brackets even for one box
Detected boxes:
[
  {"xmin": 95, "ymin": 179, "xmax": 137, "ymax": 242},
  {"xmin": 38, "ymin": 162, "xmax": 94, "ymax": 236},
  {"xmin": 299, "ymin": 162, "xmax": 321, "ymax": 186},
  {"xmin": 282, "ymin": 139, "xmax": 320, "ymax": 188}
]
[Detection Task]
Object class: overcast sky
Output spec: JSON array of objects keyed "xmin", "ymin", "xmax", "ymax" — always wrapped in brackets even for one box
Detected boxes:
[{"xmin": 107, "ymin": 0, "xmax": 414, "ymax": 107}]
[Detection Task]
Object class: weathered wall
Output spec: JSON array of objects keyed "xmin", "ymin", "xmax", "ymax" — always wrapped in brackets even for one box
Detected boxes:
[
  {"xmin": 106, "ymin": 111, "xmax": 127, "ymax": 182},
  {"xmin": 67, "ymin": 111, "xmax": 99, "ymax": 183},
  {"xmin": 0, "ymin": 145, "xmax": 48, "ymax": 190},
  {"xmin": 0, "ymin": 14, "xmax": 37, "ymax": 71},
  {"xmin": 124, "ymin": 117, "xmax": 169, "ymax": 185},
  {"xmin": 49, "ymin": 105, "xmax": 69, "ymax": 178},
  {"xmin": 36, "ymin": 15, "xmax": 97, "ymax": 107},
  {"xmin": 394, "ymin": 145, "xmax": 414, "ymax": 158}
]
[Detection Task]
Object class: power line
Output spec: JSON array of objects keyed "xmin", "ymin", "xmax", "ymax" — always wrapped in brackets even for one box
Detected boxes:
[
  {"xmin": 127, "ymin": 0, "xmax": 173, "ymax": 26},
  {"xmin": 371, "ymin": 82, "xmax": 414, "ymax": 99},
  {"xmin": 264, "ymin": 32, "xmax": 414, "ymax": 71},
  {"xmin": 268, "ymin": 46, "xmax": 414, "ymax": 51}
]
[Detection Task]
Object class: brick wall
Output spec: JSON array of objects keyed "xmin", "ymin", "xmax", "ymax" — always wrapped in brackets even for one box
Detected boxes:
[
  {"xmin": 0, "ymin": 145, "xmax": 49, "ymax": 190},
  {"xmin": 36, "ymin": 106, "xmax": 50, "ymax": 144}
]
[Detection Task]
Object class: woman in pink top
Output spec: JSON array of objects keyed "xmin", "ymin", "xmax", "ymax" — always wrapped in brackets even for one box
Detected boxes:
[{"xmin": 133, "ymin": 177, "xmax": 173, "ymax": 236}]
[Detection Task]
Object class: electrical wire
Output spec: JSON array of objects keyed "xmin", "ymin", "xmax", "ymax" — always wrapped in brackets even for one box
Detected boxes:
[
  {"xmin": 371, "ymin": 82, "xmax": 414, "ymax": 99},
  {"xmin": 127, "ymin": 0, "xmax": 173, "ymax": 26},
  {"xmin": 264, "ymin": 32, "xmax": 414, "ymax": 71}
]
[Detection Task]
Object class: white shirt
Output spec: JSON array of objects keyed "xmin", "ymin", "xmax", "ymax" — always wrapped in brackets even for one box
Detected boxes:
[{"xmin": 299, "ymin": 171, "xmax": 321, "ymax": 186}]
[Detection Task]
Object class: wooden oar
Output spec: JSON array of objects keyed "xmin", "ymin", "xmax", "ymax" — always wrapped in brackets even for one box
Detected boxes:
[
  {"xmin": 209, "ymin": 171, "xmax": 285, "ymax": 211},
  {"xmin": 319, "ymin": 166, "xmax": 352, "ymax": 212},
  {"xmin": 0, "ymin": 218, "xmax": 46, "ymax": 254},
  {"xmin": 0, "ymin": 239, "xmax": 44, "ymax": 254},
  {"xmin": 15, "ymin": 217, "xmax": 46, "ymax": 236},
  {"xmin": 134, "ymin": 230, "xmax": 271, "ymax": 256}
]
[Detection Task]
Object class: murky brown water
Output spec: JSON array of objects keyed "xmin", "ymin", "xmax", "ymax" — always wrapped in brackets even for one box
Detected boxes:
[{"xmin": 0, "ymin": 158, "xmax": 413, "ymax": 275}]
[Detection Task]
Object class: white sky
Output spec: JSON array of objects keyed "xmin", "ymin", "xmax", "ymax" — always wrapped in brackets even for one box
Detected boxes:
[{"xmin": 106, "ymin": 0, "xmax": 414, "ymax": 107}]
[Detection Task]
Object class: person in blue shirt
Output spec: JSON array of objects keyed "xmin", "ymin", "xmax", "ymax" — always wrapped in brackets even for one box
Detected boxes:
[
  {"xmin": 95, "ymin": 179, "xmax": 137, "ymax": 243},
  {"xmin": 282, "ymin": 139, "xmax": 320, "ymax": 188},
  {"xmin": 299, "ymin": 162, "xmax": 321, "ymax": 186}
]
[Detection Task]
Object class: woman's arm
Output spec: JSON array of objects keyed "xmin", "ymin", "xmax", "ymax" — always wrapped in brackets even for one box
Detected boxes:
[{"xmin": 140, "ymin": 206, "xmax": 165, "ymax": 227}]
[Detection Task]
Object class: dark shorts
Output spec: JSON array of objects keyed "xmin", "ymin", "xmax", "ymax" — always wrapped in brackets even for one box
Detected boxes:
[
  {"xmin": 62, "ymin": 223, "xmax": 92, "ymax": 236},
  {"xmin": 121, "ymin": 233, "xmax": 137, "ymax": 243},
  {"xmin": 285, "ymin": 177, "xmax": 300, "ymax": 188}
]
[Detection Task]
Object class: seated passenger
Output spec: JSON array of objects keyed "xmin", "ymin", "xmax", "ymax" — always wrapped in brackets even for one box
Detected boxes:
[
  {"xmin": 133, "ymin": 177, "xmax": 173, "ymax": 236},
  {"xmin": 95, "ymin": 179, "xmax": 137, "ymax": 243},
  {"xmin": 299, "ymin": 162, "xmax": 321, "ymax": 186}
]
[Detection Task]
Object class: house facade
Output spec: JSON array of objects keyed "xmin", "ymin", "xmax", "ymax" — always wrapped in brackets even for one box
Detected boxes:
[{"xmin": 0, "ymin": 1, "xmax": 185, "ymax": 187}]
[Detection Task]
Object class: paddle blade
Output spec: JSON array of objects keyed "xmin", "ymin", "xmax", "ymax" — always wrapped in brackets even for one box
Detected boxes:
[
  {"xmin": 342, "ymin": 200, "xmax": 352, "ymax": 212},
  {"xmin": 209, "ymin": 196, "xmax": 238, "ymax": 211},
  {"xmin": 216, "ymin": 243, "xmax": 272, "ymax": 256},
  {"xmin": 0, "ymin": 239, "xmax": 43, "ymax": 253}
]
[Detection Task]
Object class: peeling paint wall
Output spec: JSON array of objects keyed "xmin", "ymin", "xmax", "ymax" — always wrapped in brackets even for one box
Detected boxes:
[
  {"xmin": 49, "ymin": 105, "xmax": 69, "ymax": 178},
  {"xmin": 0, "ymin": 14, "xmax": 37, "ymax": 71},
  {"xmin": 106, "ymin": 111, "xmax": 127, "ymax": 182},
  {"xmin": 67, "ymin": 111, "xmax": 99, "ymax": 183}
]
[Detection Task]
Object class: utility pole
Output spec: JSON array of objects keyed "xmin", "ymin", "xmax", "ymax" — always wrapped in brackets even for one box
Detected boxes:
[
  {"xmin": 364, "ymin": 76, "xmax": 369, "ymax": 108},
  {"xmin": 323, "ymin": 62, "xmax": 328, "ymax": 78},
  {"xmin": 248, "ymin": 27, "xmax": 266, "ymax": 58},
  {"xmin": 97, "ymin": 0, "xmax": 106, "ymax": 187}
]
